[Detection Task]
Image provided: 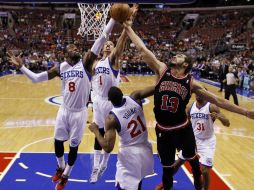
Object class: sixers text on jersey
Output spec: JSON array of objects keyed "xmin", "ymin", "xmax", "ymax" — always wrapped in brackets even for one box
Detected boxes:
[
  {"xmin": 60, "ymin": 70, "xmax": 84, "ymax": 80},
  {"xmin": 191, "ymin": 113, "xmax": 209, "ymax": 120},
  {"xmin": 95, "ymin": 67, "xmax": 110, "ymax": 75}
]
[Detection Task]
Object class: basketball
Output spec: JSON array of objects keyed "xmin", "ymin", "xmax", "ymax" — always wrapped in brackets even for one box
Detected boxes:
[{"xmin": 110, "ymin": 3, "xmax": 131, "ymax": 23}]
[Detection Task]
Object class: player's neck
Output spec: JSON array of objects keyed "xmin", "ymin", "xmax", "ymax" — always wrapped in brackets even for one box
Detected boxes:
[
  {"xmin": 67, "ymin": 58, "xmax": 78, "ymax": 66},
  {"xmin": 102, "ymin": 52, "xmax": 110, "ymax": 59},
  {"xmin": 196, "ymin": 101, "xmax": 207, "ymax": 109},
  {"xmin": 171, "ymin": 67, "xmax": 186, "ymax": 77}
]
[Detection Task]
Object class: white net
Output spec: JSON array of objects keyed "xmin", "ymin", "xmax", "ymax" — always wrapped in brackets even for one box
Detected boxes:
[{"xmin": 78, "ymin": 3, "xmax": 111, "ymax": 41}]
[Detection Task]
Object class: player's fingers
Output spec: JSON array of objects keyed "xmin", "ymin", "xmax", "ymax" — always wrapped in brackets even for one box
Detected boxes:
[
  {"xmin": 133, "ymin": 3, "xmax": 139, "ymax": 9},
  {"xmin": 7, "ymin": 56, "xmax": 14, "ymax": 62},
  {"xmin": 131, "ymin": 4, "xmax": 138, "ymax": 16},
  {"xmin": 7, "ymin": 51, "xmax": 14, "ymax": 58}
]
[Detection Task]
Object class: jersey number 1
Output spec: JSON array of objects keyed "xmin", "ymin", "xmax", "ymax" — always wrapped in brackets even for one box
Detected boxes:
[
  {"xmin": 127, "ymin": 116, "xmax": 146, "ymax": 138},
  {"xmin": 69, "ymin": 82, "xmax": 76, "ymax": 92},
  {"xmin": 99, "ymin": 75, "xmax": 103, "ymax": 86}
]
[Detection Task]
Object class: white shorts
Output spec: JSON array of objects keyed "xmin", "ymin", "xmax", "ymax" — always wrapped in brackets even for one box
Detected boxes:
[
  {"xmin": 93, "ymin": 97, "xmax": 113, "ymax": 129},
  {"xmin": 54, "ymin": 106, "xmax": 87, "ymax": 147},
  {"xmin": 196, "ymin": 135, "xmax": 216, "ymax": 167},
  {"xmin": 115, "ymin": 142, "xmax": 154, "ymax": 190}
]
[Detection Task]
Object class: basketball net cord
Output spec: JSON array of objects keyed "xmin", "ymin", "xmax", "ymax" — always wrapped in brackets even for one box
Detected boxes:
[{"xmin": 78, "ymin": 3, "xmax": 111, "ymax": 41}]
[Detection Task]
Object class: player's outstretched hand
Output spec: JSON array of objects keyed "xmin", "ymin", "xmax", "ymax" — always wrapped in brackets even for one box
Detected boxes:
[
  {"xmin": 130, "ymin": 4, "xmax": 139, "ymax": 20},
  {"xmin": 246, "ymin": 110, "xmax": 254, "ymax": 119},
  {"xmin": 7, "ymin": 51, "xmax": 23, "ymax": 69},
  {"xmin": 89, "ymin": 122, "xmax": 99, "ymax": 133},
  {"xmin": 123, "ymin": 4, "xmax": 138, "ymax": 28}
]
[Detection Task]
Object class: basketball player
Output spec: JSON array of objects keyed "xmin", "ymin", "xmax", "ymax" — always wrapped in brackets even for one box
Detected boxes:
[
  {"xmin": 8, "ymin": 16, "xmax": 117, "ymax": 190},
  {"xmin": 90, "ymin": 4, "xmax": 138, "ymax": 183},
  {"xmin": 156, "ymin": 91, "xmax": 230, "ymax": 190},
  {"xmin": 187, "ymin": 92, "xmax": 230, "ymax": 190},
  {"xmin": 123, "ymin": 21, "xmax": 254, "ymax": 190},
  {"xmin": 88, "ymin": 86, "xmax": 154, "ymax": 190}
]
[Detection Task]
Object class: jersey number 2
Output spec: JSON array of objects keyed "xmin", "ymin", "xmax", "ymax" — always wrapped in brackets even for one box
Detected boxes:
[
  {"xmin": 161, "ymin": 95, "xmax": 179, "ymax": 113},
  {"xmin": 127, "ymin": 116, "xmax": 146, "ymax": 138},
  {"xmin": 69, "ymin": 82, "xmax": 76, "ymax": 92}
]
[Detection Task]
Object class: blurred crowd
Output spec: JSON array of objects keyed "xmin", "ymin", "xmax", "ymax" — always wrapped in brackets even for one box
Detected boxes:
[{"xmin": 0, "ymin": 7, "xmax": 254, "ymax": 89}]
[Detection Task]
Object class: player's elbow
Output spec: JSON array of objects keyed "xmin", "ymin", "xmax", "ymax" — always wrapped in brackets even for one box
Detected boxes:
[
  {"xmin": 224, "ymin": 120, "xmax": 230, "ymax": 127},
  {"xmin": 31, "ymin": 78, "xmax": 40, "ymax": 83}
]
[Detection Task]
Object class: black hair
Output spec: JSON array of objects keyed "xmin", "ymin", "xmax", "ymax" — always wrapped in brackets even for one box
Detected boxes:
[{"xmin": 108, "ymin": 86, "xmax": 123, "ymax": 106}]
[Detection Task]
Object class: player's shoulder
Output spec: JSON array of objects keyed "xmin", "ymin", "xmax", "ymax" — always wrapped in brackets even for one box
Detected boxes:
[
  {"xmin": 107, "ymin": 112, "xmax": 120, "ymax": 128},
  {"xmin": 59, "ymin": 61, "xmax": 68, "ymax": 66}
]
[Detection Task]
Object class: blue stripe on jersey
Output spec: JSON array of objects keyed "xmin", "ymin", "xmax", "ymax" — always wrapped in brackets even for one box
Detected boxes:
[
  {"xmin": 84, "ymin": 68, "xmax": 92, "ymax": 81},
  {"xmin": 128, "ymin": 96, "xmax": 143, "ymax": 108},
  {"xmin": 81, "ymin": 59, "xmax": 92, "ymax": 81},
  {"xmin": 108, "ymin": 57, "xmax": 119, "ymax": 78}
]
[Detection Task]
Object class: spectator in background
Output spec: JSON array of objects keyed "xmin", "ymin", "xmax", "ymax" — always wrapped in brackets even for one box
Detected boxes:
[
  {"xmin": 218, "ymin": 59, "xmax": 229, "ymax": 92},
  {"xmin": 237, "ymin": 67, "xmax": 247, "ymax": 89},
  {"xmin": 121, "ymin": 60, "xmax": 127, "ymax": 74},
  {"xmin": 247, "ymin": 60, "xmax": 254, "ymax": 74}
]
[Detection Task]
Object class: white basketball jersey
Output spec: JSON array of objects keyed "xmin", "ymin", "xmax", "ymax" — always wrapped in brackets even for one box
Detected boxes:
[
  {"xmin": 111, "ymin": 96, "xmax": 148, "ymax": 147},
  {"xmin": 190, "ymin": 102, "xmax": 214, "ymax": 139},
  {"xmin": 92, "ymin": 57, "xmax": 120, "ymax": 98},
  {"xmin": 60, "ymin": 60, "xmax": 91, "ymax": 111}
]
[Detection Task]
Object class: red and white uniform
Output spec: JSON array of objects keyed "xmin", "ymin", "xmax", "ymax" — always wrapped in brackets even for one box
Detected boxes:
[
  {"xmin": 55, "ymin": 60, "xmax": 91, "ymax": 147},
  {"xmin": 92, "ymin": 57, "xmax": 120, "ymax": 129},
  {"xmin": 111, "ymin": 96, "xmax": 154, "ymax": 190},
  {"xmin": 190, "ymin": 102, "xmax": 216, "ymax": 167}
]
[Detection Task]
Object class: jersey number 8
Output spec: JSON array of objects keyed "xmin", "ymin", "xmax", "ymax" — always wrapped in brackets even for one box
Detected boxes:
[{"xmin": 69, "ymin": 82, "xmax": 76, "ymax": 92}]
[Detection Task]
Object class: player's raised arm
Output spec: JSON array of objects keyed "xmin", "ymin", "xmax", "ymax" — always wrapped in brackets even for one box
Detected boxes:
[
  {"xmin": 123, "ymin": 22, "xmax": 166, "ymax": 76},
  {"xmin": 83, "ymin": 18, "xmax": 116, "ymax": 74},
  {"xmin": 110, "ymin": 4, "xmax": 139, "ymax": 69},
  {"xmin": 130, "ymin": 86, "xmax": 155, "ymax": 102},
  {"xmin": 192, "ymin": 80, "xmax": 254, "ymax": 119},
  {"xmin": 88, "ymin": 115, "xmax": 117, "ymax": 153},
  {"xmin": 8, "ymin": 52, "xmax": 58, "ymax": 82}
]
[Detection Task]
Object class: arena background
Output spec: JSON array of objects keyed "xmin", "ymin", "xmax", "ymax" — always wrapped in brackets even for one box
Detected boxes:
[{"xmin": 0, "ymin": 0, "xmax": 254, "ymax": 190}]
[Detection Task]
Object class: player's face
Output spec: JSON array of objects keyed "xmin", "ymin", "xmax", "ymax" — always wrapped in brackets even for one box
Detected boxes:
[
  {"xmin": 195, "ymin": 94, "xmax": 203, "ymax": 103},
  {"xmin": 66, "ymin": 44, "xmax": 81, "ymax": 62},
  {"xmin": 103, "ymin": 41, "xmax": 114, "ymax": 53},
  {"xmin": 171, "ymin": 54, "xmax": 186, "ymax": 66}
]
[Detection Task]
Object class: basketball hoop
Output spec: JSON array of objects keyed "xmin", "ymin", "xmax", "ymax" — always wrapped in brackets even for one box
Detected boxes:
[{"xmin": 78, "ymin": 3, "xmax": 111, "ymax": 41}]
